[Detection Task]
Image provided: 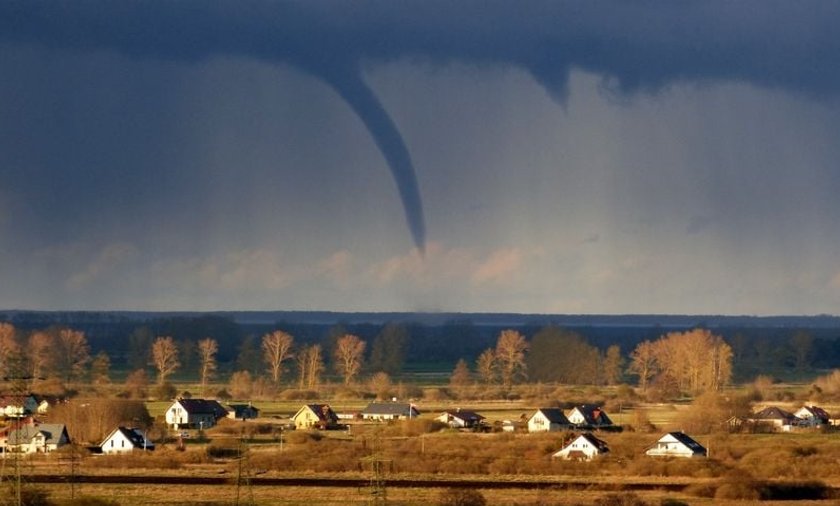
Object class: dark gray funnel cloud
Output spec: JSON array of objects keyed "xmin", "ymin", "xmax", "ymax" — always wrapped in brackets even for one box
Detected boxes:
[
  {"xmin": 3, "ymin": 1, "xmax": 840, "ymax": 250},
  {"xmin": 313, "ymin": 62, "xmax": 426, "ymax": 252}
]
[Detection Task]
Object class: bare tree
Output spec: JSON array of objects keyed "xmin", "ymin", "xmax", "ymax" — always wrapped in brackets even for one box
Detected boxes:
[
  {"xmin": 90, "ymin": 351, "xmax": 111, "ymax": 388},
  {"xmin": 54, "ymin": 328, "xmax": 90, "ymax": 383},
  {"xmin": 150, "ymin": 336, "xmax": 180, "ymax": 385},
  {"xmin": 334, "ymin": 334, "xmax": 366, "ymax": 385},
  {"xmin": 0, "ymin": 322, "xmax": 20, "ymax": 378},
  {"xmin": 449, "ymin": 358, "xmax": 472, "ymax": 397},
  {"xmin": 495, "ymin": 330, "xmax": 528, "ymax": 388},
  {"xmin": 296, "ymin": 344, "xmax": 325, "ymax": 390},
  {"xmin": 197, "ymin": 338, "xmax": 219, "ymax": 395},
  {"xmin": 632, "ymin": 329, "xmax": 733, "ymax": 396},
  {"xmin": 602, "ymin": 345, "xmax": 625, "ymax": 385},
  {"xmin": 369, "ymin": 371, "xmax": 392, "ymax": 400},
  {"xmin": 229, "ymin": 370, "xmax": 253, "ymax": 399},
  {"xmin": 27, "ymin": 331, "xmax": 51, "ymax": 380},
  {"xmin": 295, "ymin": 345, "xmax": 310, "ymax": 390},
  {"xmin": 306, "ymin": 344, "xmax": 324, "ymax": 389},
  {"xmin": 628, "ymin": 340, "xmax": 657, "ymax": 393},
  {"xmin": 124, "ymin": 369, "xmax": 149, "ymax": 399},
  {"xmin": 262, "ymin": 330, "xmax": 295, "ymax": 385},
  {"xmin": 476, "ymin": 348, "xmax": 497, "ymax": 385}
]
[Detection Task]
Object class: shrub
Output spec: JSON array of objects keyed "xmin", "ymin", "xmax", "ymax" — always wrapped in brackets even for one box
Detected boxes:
[
  {"xmin": 16, "ymin": 487, "xmax": 53, "ymax": 506},
  {"xmin": 715, "ymin": 482, "xmax": 760, "ymax": 500},
  {"xmin": 437, "ymin": 488, "xmax": 487, "ymax": 506},
  {"xmin": 758, "ymin": 481, "xmax": 831, "ymax": 500},
  {"xmin": 423, "ymin": 388, "xmax": 451, "ymax": 401},
  {"xmin": 285, "ymin": 430, "xmax": 322, "ymax": 444},
  {"xmin": 206, "ymin": 441, "xmax": 241, "ymax": 459},
  {"xmin": 153, "ymin": 382, "xmax": 177, "ymax": 400}
]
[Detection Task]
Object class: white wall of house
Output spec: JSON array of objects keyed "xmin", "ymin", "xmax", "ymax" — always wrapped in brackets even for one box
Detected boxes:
[
  {"xmin": 527, "ymin": 411, "xmax": 566, "ymax": 433},
  {"xmin": 645, "ymin": 434, "xmax": 705, "ymax": 458},
  {"xmin": 436, "ymin": 413, "xmax": 466, "ymax": 428},
  {"xmin": 101, "ymin": 430, "xmax": 148, "ymax": 454},
  {"xmin": 293, "ymin": 407, "xmax": 322, "ymax": 430},
  {"xmin": 165, "ymin": 402, "xmax": 216, "ymax": 429},
  {"xmin": 553, "ymin": 435, "xmax": 604, "ymax": 460}
]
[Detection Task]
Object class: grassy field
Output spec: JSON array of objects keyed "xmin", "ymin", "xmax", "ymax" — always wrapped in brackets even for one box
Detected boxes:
[{"xmin": 8, "ymin": 379, "xmax": 840, "ymax": 505}]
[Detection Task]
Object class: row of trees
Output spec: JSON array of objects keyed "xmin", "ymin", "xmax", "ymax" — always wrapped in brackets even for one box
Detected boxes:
[
  {"xmin": 458, "ymin": 327, "xmax": 733, "ymax": 397},
  {"xmin": 0, "ymin": 322, "xmax": 92, "ymax": 383},
  {"xmin": 151, "ymin": 330, "xmax": 370, "ymax": 392},
  {"xmin": 0, "ymin": 321, "xmax": 735, "ymax": 400},
  {"xmin": 628, "ymin": 328, "xmax": 733, "ymax": 395}
]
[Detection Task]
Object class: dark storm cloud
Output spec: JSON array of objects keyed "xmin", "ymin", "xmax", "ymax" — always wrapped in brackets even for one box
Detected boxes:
[{"xmin": 2, "ymin": 1, "xmax": 840, "ymax": 250}]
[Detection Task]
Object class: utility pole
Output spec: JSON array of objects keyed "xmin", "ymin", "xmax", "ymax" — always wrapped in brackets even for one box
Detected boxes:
[
  {"xmin": 361, "ymin": 432, "xmax": 391, "ymax": 506},
  {"xmin": 2, "ymin": 352, "xmax": 33, "ymax": 506},
  {"xmin": 234, "ymin": 432, "xmax": 254, "ymax": 506}
]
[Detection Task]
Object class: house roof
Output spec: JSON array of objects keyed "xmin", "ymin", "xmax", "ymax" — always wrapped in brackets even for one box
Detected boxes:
[
  {"xmin": 8, "ymin": 423, "xmax": 68, "ymax": 446},
  {"xmin": 752, "ymin": 406, "xmax": 799, "ymax": 421},
  {"xmin": 575, "ymin": 433, "xmax": 610, "ymax": 452},
  {"xmin": 570, "ymin": 404, "xmax": 613, "ymax": 425},
  {"xmin": 228, "ymin": 404, "xmax": 260, "ymax": 415},
  {"xmin": 0, "ymin": 394, "xmax": 37, "ymax": 408},
  {"xmin": 295, "ymin": 404, "xmax": 338, "ymax": 422},
  {"xmin": 799, "ymin": 405, "xmax": 831, "ymax": 420},
  {"xmin": 174, "ymin": 399, "xmax": 228, "ymax": 418},
  {"xmin": 660, "ymin": 432, "xmax": 706, "ymax": 453},
  {"xmin": 103, "ymin": 427, "xmax": 152, "ymax": 449},
  {"xmin": 440, "ymin": 410, "xmax": 484, "ymax": 422},
  {"xmin": 363, "ymin": 402, "xmax": 419, "ymax": 416},
  {"xmin": 532, "ymin": 408, "xmax": 570, "ymax": 425}
]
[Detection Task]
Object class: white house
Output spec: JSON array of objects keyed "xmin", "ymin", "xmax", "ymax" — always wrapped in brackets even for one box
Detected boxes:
[
  {"xmin": 527, "ymin": 408, "xmax": 572, "ymax": 433},
  {"xmin": 165, "ymin": 398, "xmax": 228, "ymax": 430},
  {"xmin": 0, "ymin": 395, "xmax": 40, "ymax": 418},
  {"xmin": 292, "ymin": 404, "xmax": 340, "ymax": 430},
  {"xmin": 361, "ymin": 402, "xmax": 420, "ymax": 421},
  {"xmin": 226, "ymin": 403, "xmax": 260, "ymax": 421},
  {"xmin": 435, "ymin": 409, "xmax": 485, "ymax": 429},
  {"xmin": 795, "ymin": 406, "xmax": 830, "ymax": 428},
  {"xmin": 749, "ymin": 406, "xmax": 801, "ymax": 432},
  {"xmin": 1, "ymin": 423, "xmax": 69, "ymax": 454},
  {"xmin": 645, "ymin": 432, "xmax": 707, "ymax": 458},
  {"xmin": 552, "ymin": 433, "xmax": 610, "ymax": 460},
  {"xmin": 567, "ymin": 404, "xmax": 614, "ymax": 428},
  {"xmin": 100, "ymin": 427, "xmax": 154, "ymax": 454}
]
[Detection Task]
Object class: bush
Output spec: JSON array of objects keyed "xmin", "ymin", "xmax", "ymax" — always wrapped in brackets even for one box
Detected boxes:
[
  {"xmin": 758, "ymin": 481, "xmax": 831, "ymax": 500},
  {"xmin": 437, "ymin": 488, "xmax": 486, "ymax": 506},
  {"xmin": 423, "ymin": 388, "xmax": 451, "ymax": 401},
  {"xmin": 206, "ymin": 439, "xmax": 241, "ymax": 459},
  {"xmin": 17, "ymin": 487, "xmax": 53, "ymax": 506},
  {"xmin": 715, "ymin": 482, "xmax": 760, "ymax": 501},
  {"xmin": 285, "ymin": 430, "xmax": 322, "ymax": 444},
  {"xmin": 153, "ymin": 382, "xmax": 177, "ymax": 400}
]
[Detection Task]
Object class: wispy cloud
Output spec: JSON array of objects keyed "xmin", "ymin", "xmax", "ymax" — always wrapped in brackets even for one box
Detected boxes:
[
  {"xmin": 65, "ymin": 242, "xmax": 138, "ymax": 291},
  {"xmin": 471, "ymin": 247, "xmax": 523, "ymax": 286},
  {"xmin": 150, "ymin": 248, "xmax": 294, "ymax": 293}
]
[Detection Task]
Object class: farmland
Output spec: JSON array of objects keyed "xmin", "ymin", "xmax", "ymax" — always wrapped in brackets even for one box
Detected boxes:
[{"xmin": 7, "ymin": 393, "xmax": 840, "ymax": 505}]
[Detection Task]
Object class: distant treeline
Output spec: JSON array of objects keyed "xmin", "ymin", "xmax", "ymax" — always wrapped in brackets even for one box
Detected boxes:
[{"xmin": 4, "ymin": 311, "xmax": 840, "ymax": 381}]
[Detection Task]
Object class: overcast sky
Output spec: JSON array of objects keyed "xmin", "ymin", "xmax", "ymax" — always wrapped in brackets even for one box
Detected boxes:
[{"xmin": 2, "ymin": 1, "xmax": 840, "ymax": 314}]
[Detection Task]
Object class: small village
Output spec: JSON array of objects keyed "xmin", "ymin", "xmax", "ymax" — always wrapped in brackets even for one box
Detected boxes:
[{"xmin": 1, "ymin": 392, "xmax": 837, "ymax": 464}]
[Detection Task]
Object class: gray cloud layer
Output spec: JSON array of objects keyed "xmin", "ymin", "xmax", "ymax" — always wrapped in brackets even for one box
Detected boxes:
[{"xmin": 3, "ymin": 1, "xmax": 840, "ymax": 250}]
